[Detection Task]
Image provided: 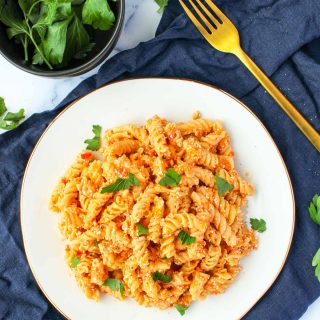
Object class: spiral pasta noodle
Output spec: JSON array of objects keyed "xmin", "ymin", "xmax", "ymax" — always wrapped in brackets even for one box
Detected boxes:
[{"xmin": 50, "ymin": 113, "xmax": 257, "ymax": 310}]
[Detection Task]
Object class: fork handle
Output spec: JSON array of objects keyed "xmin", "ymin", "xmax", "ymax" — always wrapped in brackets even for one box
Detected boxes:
[{"xmin": 233, "ymin": 47, "xmax": 320, "ymax": 152}]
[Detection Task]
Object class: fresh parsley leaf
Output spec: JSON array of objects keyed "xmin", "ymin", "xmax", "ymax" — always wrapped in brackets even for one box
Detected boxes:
[
  {"xmin": 136, "ymin": 223, "xmax": 149, "ymax": 236},
  {"xmin": 0, "ymin": 97, "xmax": 7, "ymax": 116},
  {"xmin": 84, "ymin": 124, "xmax": 101, "ymax": 151},
  {"xmin": 159, "ymin": 168, "xmax": 181, "ymax": 187},
  {"xmin": 0, "ymin": 97, "xmax": 25, "ymax": 130},
  {"xmin": 154, "ymin": 0, "xmax": 168, "ymax": 13},
  {"xmin": 178, "ymin": 230, "xmax": 196, "ymax": 245},
  {"xmin": 3, "ymin": 108, "xmax": 25, "ymax": 122},
  {"xmin": 94, "ymin": 239, "xmax": 100, "ymax": 248},
  {"xmin": 128, "ymin": 173, "xmax": 140, "ymax": 186},
  {"xmin": 82, "ymin": 0, "xmax": 115, "ymax": 31},
  {"xmin": 312, "ymin": 248, "xmax": 320, "ymax": 282},
  {"xmin": 71, "ymin": 256, "xmax": 81, "ymax": 267},
  {"xmin": 309, "ymin": 194, "xmax": 320, "ymax": 225},
  {"xmin": 63, "ymin": 14, "xmax": 92, "ymax": 65},
  {"xmin": 103, "ymin": 278, "xmax": 124, "ymax": 295},
  {"xmin": 42, "ymin": 18, "xmax": 71, "ymax": 66},
  {"xmin": 215, "ymin": 173, "xmax": 233, "ymax": 196},
  {"xmin": 101, "ymin": 173, "xmax": 140, "ymax": 193},
  {"xmin": 250, "ymin": 218, "xmax": 267, "ymax": 233},
  {"xmin": 174, "ymin": 304, "xmax": 188, "ymax": 316},
  {"xmin": 152, "ymin": 271, "xmax": 172, "ymax": 283}
]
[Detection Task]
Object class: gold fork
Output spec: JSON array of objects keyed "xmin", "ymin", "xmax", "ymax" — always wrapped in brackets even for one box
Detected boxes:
[{"xmin": 179, "ymin": 0, "xmax": 320, "ymax": 152}]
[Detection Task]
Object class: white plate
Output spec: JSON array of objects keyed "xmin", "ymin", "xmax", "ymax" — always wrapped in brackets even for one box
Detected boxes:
[{"xmin": 21, "ymin": 78, "xmax": 295, "ymax": 320}]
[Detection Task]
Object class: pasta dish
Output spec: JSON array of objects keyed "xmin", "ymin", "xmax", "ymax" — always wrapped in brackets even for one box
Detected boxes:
[{"xmin": 50, "ymin": 112, "xmax": 257, "ymax": 311}]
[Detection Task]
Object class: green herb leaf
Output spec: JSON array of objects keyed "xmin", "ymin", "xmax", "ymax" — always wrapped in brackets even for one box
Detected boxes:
[
  {"xmin": 178, "ymin": 230, "xmax": 196, "ymax": 245},
  {"xmin": 94, "ymin": 239, "xmax": 100, "ymax": 248},
  {"xmin": 309, "ymin": 194, "xmax": 320, "ymax": 225},
  {"xmin": 0, "ymin": 119, "xmax": 19, "ymax": 130},
  {"xmin": 63, "ymin": 14, "xmax": 92, "ymax": 65},
  {"xmin": 174, "ymin": 304, "xmax": 188, "ymax": 316},
  {"xmin": 71, "ymin": 256, "xmax": 80, "ymax": 267},
  {"xmin": 312, "ymin": 248, "xmax": 320, "ymax": 282},
  {"xmin": 136, "ymin": 223, "xmax": 149, "ymax": 236},
  {"xmin": 128, "ymin": 173, "xmax": 140, "ymax": 186},
  {"xmin": 215, "ymin": 173, "xmax": 233, "ymax": 196},
  {"xmin": 82, "ymin": 0, "xmax": 115, "ymax": 31},
  {"xmin": 154, "ymin": 0, "xmax": 168, "ymax": 13},
  {"xmin": 3, "ymin": 108, "xmax": 25, "ymax": 122},
  {"xmin": 152, "ymin": 271, "xmax": 172, "ymax": 283},
  {"xmin": 41, "ymin": 18, "xmax": 71, "ymax": 65},
  {"xmin": 0, "ymin": 97, "xmax": 7, "ymax": 116},
  {"xmin": 250, "ymin": 218, "xmax": 267, "ymax": 233},
  {"xmin": 101, "ymin": 173, "xmax": 140, "ymax": 193},
  {"xmin": 84, "ymin": 124, "xmax": 101, "ymax": 151},
  {"xmin": 158, "ymin": 168, "xmax": 181, "ymax": 187},
  {"xmin": 0, "ymin": 1, "xmax": 28, "ymax": 36},
  {"xmin": 103, "ymin": 278, "xmax": 124, "ymax": 295}
]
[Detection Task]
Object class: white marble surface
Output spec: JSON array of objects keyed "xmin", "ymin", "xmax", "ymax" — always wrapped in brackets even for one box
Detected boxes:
[{"xmin": 0, "ymin": 0, "xmax": 319, "ymax": 318}]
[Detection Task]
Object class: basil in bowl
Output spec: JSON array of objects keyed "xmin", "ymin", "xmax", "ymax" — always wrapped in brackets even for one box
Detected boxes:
[{"xmin": 0, "ymin": 0, "xmax": 124, "ymax": 77}]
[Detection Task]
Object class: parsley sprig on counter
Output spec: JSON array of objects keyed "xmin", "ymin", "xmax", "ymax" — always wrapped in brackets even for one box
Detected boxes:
[
  {"xmin": 0, "ymin": 97, "xmax": 25, "ymax": 130},
  {"xmin": 309, "ymin": 194, "xmax": 320, "ymax": 283},
  {"xmin": 0, "ymin": 0, "xmax": 115, "ymax": 69}
]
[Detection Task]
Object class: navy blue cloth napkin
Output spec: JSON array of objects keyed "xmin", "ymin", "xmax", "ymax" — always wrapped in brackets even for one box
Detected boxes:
[{"xmin": 1, "ymin": 0, "xmax": 320, "ymax": 319}]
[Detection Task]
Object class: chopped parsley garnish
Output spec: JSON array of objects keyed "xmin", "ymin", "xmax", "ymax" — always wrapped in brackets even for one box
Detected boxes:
[
  {"xmin": 215, "ymin": 173, "xmax": 233, "ymax": 196},
  {"xmin": 71, "ymin": 256, "xmax": 80, "ymax": 268},
  {"xmin": 174, "ymin": 304, "xmax": 188, "ymax": 316},
  {"xmin": 103, "ymin": 278, "xmax": 124, "ymax": 295},
  {"xmin": 100, "ymin": 173, "xmax": 140, "ymax": 193},
  {"xmin": 159, "ymin": 168, "xmax": 181, "ymax": 187},
  {"xmin": 84, "ymin": 125, "xmax": 101, "ymax": 151},
  {"xmin": 136, "ymin": 223, "xmax": 149, "ymax": 236},
  {"xmin": 250, "ymin": 218, "xmax": 267, "ymax": 233},
  {"xmin": 178, "ymin": 230, "xmax": 196, "ymax": 245},
  {"xmin": 152, "ymin": 271, "xmax": 172, "ymax": 283}
]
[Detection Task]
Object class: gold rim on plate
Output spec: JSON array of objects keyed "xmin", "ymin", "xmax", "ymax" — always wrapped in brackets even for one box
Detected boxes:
[{"xmin": 20, "ymin": 77, "xmax": 296, "ymax": 320}]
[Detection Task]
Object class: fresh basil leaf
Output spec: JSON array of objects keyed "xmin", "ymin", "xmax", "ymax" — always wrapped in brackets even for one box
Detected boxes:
[
  {"xmin": 250, "ymin": 218, "xmax": 266, "ymax": 233},
  {"xmin": 154, "ymin": 0, "xmax": 168, "ymax": 13},
  {"xmin": 101, "ymin": 173, "xmax": 140, "ymax": 193},
  {"xmin": 152, "ymin": 271, "xmax": 172, "ymax": 283},
  {"xmin": 312, "ymin": 248, "xmax": 320, "ymax": 282},
  {"xmin": 84, "ymin": 124, "xmax": 101, "ymax": 151},
  {"xmin": 215, "ymin": 173, "xmax": 233, "ymax": 196},
  {"xmin": 178, "ymin": 230, "xmax": 196, "ymax": 245},
  {"xmin": 174, "ymin": 304, "xmax": 188, "ymax": 316},
  {"xmin": 0, "ymin": 97, "xmax": 7, "ymax": 116},
  {"xmin": 3, "ymin": 108, "xmax": 25, "ymax": 122},
  {"xmin": 136, "ymin": 223, "xmax": 149, "ymax": 236},
  {"xmin": 103, "ymin": 278, "xmax": 124, "ymax": 295},
  {"xmin": 42, "ymin": 18, "xmax": 71, "ymax": 65},
  {"xmin": 309, "ymin": 194, "xmax": 320, "ymax": 225},
  {"xmin": 71, "ymin": 256, "xmax": 80, "ymax": 267},
  {"xmin": 158, "ymin": 168, "xmax": 181, "ymax": 187},
  {"xmin": 82, "ymin": 0, "xmax": 115, "ymax": 31}
]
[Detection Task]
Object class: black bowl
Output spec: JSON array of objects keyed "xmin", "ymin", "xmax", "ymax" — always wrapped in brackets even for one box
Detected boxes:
[{"xmin": 0, "ymin": 0, "xmax": 125, "ymax": 77}]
